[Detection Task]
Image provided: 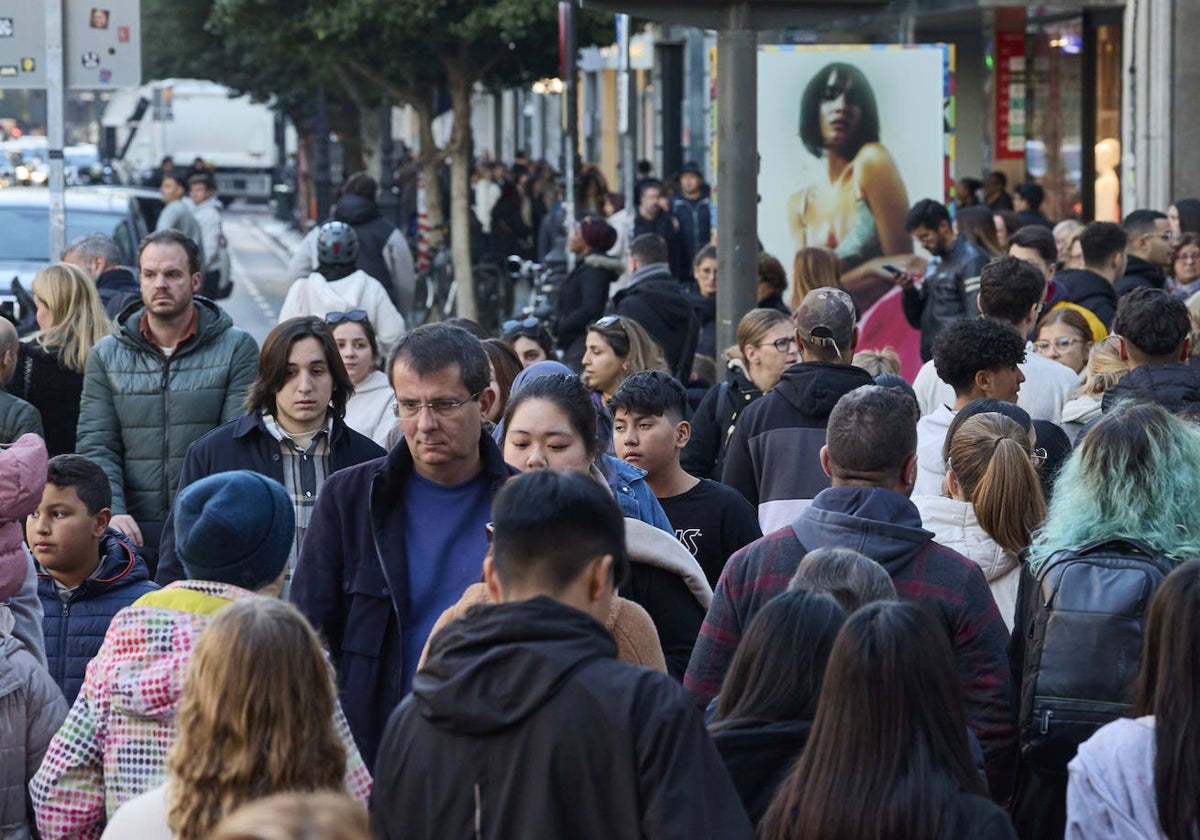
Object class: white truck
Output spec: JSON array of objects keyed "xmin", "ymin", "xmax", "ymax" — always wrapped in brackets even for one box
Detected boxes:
[{"xmin": 102, "ymin": 78, "xmax": 294, "ymax": 201}]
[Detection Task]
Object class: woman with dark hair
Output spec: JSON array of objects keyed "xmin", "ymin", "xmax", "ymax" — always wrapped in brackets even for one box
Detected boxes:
[
  {"xmin": 787, "ymin": 62, "xmax": 911, "ymax": 275},
  {"xmin": 581, "ymin": 315, "xmax": 667, "ymax": 406},
  {"xmin": 497, "ymin": 370, "xmax": 710, "ymax": 679},
  {"xmin": 1067, "ymin": 562, "xmax": 1200, "ymax": 839},
  {"xmin": 500, "ymin": 317, "xmax": 556, "ymax": 367},
  {"xmin": 755, "ymin": 253, "xmax": 792, "ymax": 314},
  {"xmin": 556, "ymin": 216, "xmax": 621, "ymax": 368},
  {"xmin": 1168, "ymin": 197, "xmax": 1200, "ymax": 239},
  {"xmin": 957, "ymin": 205, "xmax": 1005, "ymax": 257},
  {"xmin": 709, "ymin": 591, "xmax": 847, "ymax": 824},
  {"xmin": 327, "ymin": 310, "xmax": 395, "ymax": 448},
  {"xmin": 481, "ymin": 338, "xmax": 522, "ymax": 427},
  {"xmin": 993, "ymin": 210, "xmax": 1024, "ymax": 248},
  {"xmin": 760, "ymin": 601, "xmax": 1016, "ymax": 839}
]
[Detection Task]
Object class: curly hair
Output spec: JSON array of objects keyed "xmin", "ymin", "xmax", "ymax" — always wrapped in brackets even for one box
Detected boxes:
[
  {"xmin": 166, "ymin": 598, "xmax": 346, "ymax": 840},
  {"xmin": 1112, "ymin": 287, "xmax": 1191, "ymax": 360},
  {"xmin": 931, "ymin": 318, "xmax": 1026, "ymax": 396},
  {"xmin": 1027, "ymin": 402, "xmax": 1200, "ymax": 572}
]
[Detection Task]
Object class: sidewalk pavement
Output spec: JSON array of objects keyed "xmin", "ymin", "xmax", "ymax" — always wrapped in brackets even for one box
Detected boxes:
[{"xmin": 245, "ymin": 211, "xmax": 306, "ymax": 256}]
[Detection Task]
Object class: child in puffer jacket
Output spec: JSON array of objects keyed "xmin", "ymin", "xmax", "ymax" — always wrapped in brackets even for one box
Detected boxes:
[{"xmin": 0, "ymin": 433, "xmax": 69, "ymax": 839}]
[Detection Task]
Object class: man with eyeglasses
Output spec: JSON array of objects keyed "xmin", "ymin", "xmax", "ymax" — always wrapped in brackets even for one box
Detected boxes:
[
  {"xmin": 722, "ymin": 287, "xmax": 874, "ymax": 534},
  {"xmin": 1115, "ymin": 209, "xmax": 1172, "ymax": 298},
  {"xmin": 155, "ymin": 317, "xmax": 384, "ymax": 591},
  {"xmin": 292, "ymin": 322, "xmax": 515, "ymax": 770}
]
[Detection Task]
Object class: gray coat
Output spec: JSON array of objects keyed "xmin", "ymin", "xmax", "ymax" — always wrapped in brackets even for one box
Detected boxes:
[
  {"xmin": 0, "ymin": 630, "xmax": 67, "ymax": 840},
  {"xmin": 75, "ymin": 299, "xmax": 258, "ymax": 524},
  {"xmin": 0, "ymin": 391, "xmax": 42, "ymax": 445}
]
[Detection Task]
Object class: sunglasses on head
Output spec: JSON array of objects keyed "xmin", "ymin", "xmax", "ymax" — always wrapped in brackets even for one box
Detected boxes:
[
  {"xmin": 502, "ymin": 316, "xmax": 541, "ymax": 334},
  {"xmin": 593, "ymin": 315, "xmax": 625, "ymax": 331},
  {"xmin": 325, "ymin": 310, "xmax": 369, "ymax": 325}
]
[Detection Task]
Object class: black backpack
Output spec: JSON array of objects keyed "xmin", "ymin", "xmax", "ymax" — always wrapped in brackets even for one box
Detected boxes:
[{"xmin": 1018, "ymin": 537, "xmax": 1174, "ymax": 776}]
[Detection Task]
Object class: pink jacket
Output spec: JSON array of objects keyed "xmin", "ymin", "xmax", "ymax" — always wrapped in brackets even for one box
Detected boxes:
[
  {"xmin": 29, "ymin": 580, "xmax": 371, "ymax": 840},
  {"xmin": 0, "ymin": 434, "xmax": 46, "ymax": 603}
]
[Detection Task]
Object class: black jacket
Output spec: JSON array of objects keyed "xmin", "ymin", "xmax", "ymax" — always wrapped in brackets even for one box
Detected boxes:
[
  {"xmin": 671, "ymin": 189, "xmax": 713, "ymax": 270},
  {"xmin": 901, "ymin": 235, "xmax": 989, "ymax": 361},
  {"xmin": 722, "ymin": 362, "xmax": 875, "ymax": 522},
  {"xmin": 613, "ymin": 262, "xmax": 699, "ymax": 381},
  {"xmin": 10, "ymin": 339, "xmax": 76, "ymax": 456},
  {"xmin": 1100, "ymin": 363, "xmax": 1200, "ymax": 417},
  {"xmin": 370, "ymin": 597, "xmax": 754, "ymax": 840},
  {"xmin": 335, "ymin": 193, "xmax": 400, "ymax": 301},
  {"xmin": 690, "ymin": 290, "xmax": 717, "ymax": 360},
  {"xmin": 710, "ymin": 719, "xmax": 811, "ymax": 824},
  {"xmin": 1054, "ymin": 268, "xmax": 1117, "ymax": 328},
  {"xmin": 156, "ymin": 412, "xmax": 385, "ymax": 585},
  {"xmin": 557, "ymin": 253, "xmax": 621, "ymax": 369},
  {"xmin": 1114, "ymin": 255, "xmax": 1167, "ymax": 298},
  {"xmin": 1017, "ymin": 209, "xmax": 1054, "ymax": 230},
  {"xmin": 682, "ymin": 362, "xmax": 763, "ymax": 480},
  {"xmin": 633, "ymin": 210, "xmax": 686, "ymax": 281},
  {"xmin": 96, "ymin": 267, "xmax": 140, "ymax": 320}
]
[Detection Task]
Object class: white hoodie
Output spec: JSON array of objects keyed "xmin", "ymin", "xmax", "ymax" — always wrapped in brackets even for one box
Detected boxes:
[
  {"xmin": 1067, "ymin": 716, "xmax": 1165, "ymax": 839},
  {"xmin": 278, "ymin": 269, "xmax": 406, "ymax": 354},
  {"xmin": 343, "ymin": 369, "xmax": 397, "ymax": 449},
  {"xmin": 911, "ymin": 494, "xmax": 1020, "ymax": 631}
]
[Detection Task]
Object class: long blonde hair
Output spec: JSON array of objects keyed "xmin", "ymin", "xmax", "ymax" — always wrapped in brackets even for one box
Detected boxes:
[
  {"xmin": 946, "ymin": 413, "xmax": 1046, "ymax": 557},
  {"xmin": 1073, "ymin": 334, "xmax": 1128, "ymax": 399},
  {"xmin": 166, "ymin": 598, "xmax": 346, "ymax": 840},
  {"xmin": 31, "ymin": 262, "xmax": 113, "ymax": 372}
]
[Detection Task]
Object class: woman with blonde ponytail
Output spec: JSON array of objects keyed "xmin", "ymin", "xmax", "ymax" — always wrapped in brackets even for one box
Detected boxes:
[{"xmin": 912, "ymin": 412, "xmax": 1047, "ymax": 630}]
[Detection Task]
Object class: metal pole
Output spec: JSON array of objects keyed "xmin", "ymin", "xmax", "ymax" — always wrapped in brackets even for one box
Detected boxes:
[
  {"xmin": 715, "ymin": 5, "xmax": 758, "ymax": 354},
  {"xmin": 378, "ymin": 96, "xmax": 399, "ymax": 226},
  {"xmin": 46, "ymin": 0, "xmax": 66, "ymax": 260},
  {"xmin": 618, "ymin": 13, "xmax": 636, "ymax": 207},
  {"xmin": 560, "ymin": 1, "xmax": 577, "ymax": 269}
]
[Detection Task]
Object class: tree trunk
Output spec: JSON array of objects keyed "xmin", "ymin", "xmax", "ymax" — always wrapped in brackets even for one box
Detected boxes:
[{"xmin": 444, "ymin": 49, "xmax": 477, "ymax": 322}]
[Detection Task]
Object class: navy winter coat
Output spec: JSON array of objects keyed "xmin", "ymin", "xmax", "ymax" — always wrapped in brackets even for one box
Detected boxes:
[
  {"xmin": 38, "ymin": 529, "xmax": 158, "ymax": 703},
  {"xmin": 290, "ymin": 430, "xmax": 515, "ymax": 769},
  {"xmin": 156, "ymin": 412, "xmax": 386, "ymax": 585}
]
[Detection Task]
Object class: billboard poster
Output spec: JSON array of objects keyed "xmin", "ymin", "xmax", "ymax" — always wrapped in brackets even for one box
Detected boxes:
[{"xmin": 757, "ymin": 43, "xmax": 953, "ymax": 380}]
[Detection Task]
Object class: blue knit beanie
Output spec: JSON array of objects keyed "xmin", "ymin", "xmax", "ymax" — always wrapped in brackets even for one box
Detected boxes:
[{"xmin": 173, "ymin": 471, "xmax": 294, "ymax": 591}]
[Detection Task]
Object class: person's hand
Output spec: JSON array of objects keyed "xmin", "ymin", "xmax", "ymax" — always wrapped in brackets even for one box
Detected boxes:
[{"xmin": 109, "ymin": 514, "xmax": 143, "ymax": 546}]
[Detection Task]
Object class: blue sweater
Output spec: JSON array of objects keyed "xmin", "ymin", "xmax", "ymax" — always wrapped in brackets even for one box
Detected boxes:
[{"xmin": 38, "ymin": 529, "xmax": 158, "ymax": 703}]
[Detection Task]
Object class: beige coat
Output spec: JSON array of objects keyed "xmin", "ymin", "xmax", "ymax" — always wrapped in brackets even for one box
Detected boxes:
[{"xmin": 418, "ymin": 584, "xmax": 667, "ymax": 673}]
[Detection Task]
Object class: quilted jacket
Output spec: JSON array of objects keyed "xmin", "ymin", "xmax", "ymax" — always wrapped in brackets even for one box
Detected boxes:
[{"xmin": 75, "ymin": 299, "xmax": 258, "ymax": 524}]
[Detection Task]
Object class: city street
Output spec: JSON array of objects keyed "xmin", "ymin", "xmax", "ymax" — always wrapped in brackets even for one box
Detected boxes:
[{"xmin": 219, "ymin": 205, "xmax": 304, "ymax": 346}]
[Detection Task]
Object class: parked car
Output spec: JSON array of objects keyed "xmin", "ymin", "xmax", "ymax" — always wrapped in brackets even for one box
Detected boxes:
[{"xmin": 0, "ymin": 187, "xmax": 150, "ymax": 327}]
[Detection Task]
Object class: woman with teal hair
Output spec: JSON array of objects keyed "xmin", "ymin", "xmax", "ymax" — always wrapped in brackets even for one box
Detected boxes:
[
  {"xmin": 1026, "ymin": 401, "xmax": 1200, "ymax": 570},
  {"xmin": 1012, "ymin": 400, "xmax": 1200, "ymax": 839}
]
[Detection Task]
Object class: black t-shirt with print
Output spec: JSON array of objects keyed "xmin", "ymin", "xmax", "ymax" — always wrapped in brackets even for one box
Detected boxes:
[{"xmin": 658, "ymin": 478, "xmax": 762, "ymax": 588}]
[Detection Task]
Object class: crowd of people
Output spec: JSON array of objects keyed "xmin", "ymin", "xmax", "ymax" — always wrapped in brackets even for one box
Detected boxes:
[{"xmin": 2, "ymin": 154, "xmax": 1200, "ymax": 839}]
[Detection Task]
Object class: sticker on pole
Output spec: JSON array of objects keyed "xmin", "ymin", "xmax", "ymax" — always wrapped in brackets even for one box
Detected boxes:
[
  {"xmin": 81, "ymin": 51, "xmax": 100, "ymax": 69},
  {"xmin": 0, "ymin": 18, "xmax": 13, "ymax": 38}
]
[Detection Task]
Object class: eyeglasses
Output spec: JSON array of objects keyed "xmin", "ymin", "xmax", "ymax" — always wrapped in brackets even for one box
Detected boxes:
[
  {"xmin": 1034, "ymin": 337, "xmax": 1085, "ymax": 352},
  {"xmin": 502, "ymin": 316, "xmax": 541, "ymax": 334},
  {"xmin": 593, "ymin": 315, "xmax": 625, "ymax": 331},
  {"xmin": 1178, "ymin": 252, "xmax": 1200, "ymax": 264},
  {"xmin": 757, "ymin": 336, "xmax": 798, "ymax": 353},
  {"xmin": 1032, "ymin": 447, "xmax": 1048, "ymax": 469},
  {"xmin": 325, "ymin": 310, "xmax": 368, "ymax": 325},
  {"xmin": 393, "ymin": 391, "xmax": 483, "ymax": 419},
  {"xmin": 485, "ymin": 521, "xmax": 494, "ymax": 544}
]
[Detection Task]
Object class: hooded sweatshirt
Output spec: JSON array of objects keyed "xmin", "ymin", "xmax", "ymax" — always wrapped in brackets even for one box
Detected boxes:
[
  {"xmin": 914, "ymin": 404, "xmax": 955, "ymax": 497},
  {"xmin": 685, "ymin": 486, "xmax": 1016, "ymax": 800},
  {"xmin": 370, "ymin": 597, "xmax": 753, "ymax": 840},
  {"xmin": 278, "ymin": 268, "xmax": 406, "ymax": 354},
  {"xmin": 344, "ymin": 369, "xmax": 397, "ymax": 448},
  {"xmin": 1066, "ymin": 716, "xmax": 1164, "ymax": 840},
  {"xmin": 721, "ymin": 361, "xmax": 875, "ymax": 532}
]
